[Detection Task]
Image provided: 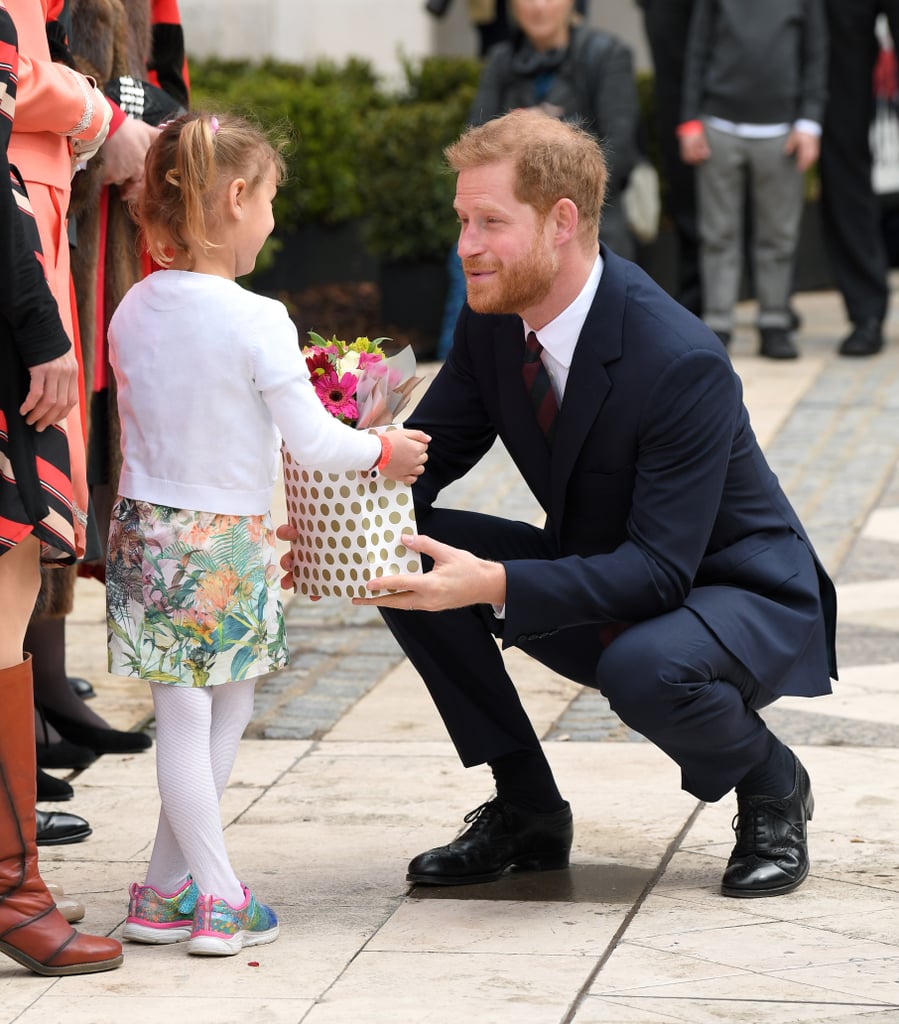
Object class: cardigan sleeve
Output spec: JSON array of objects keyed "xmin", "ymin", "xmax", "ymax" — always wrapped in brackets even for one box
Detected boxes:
[{"xmin": 252, "ymin": 303, "xmax": 382, "ymax": 473}]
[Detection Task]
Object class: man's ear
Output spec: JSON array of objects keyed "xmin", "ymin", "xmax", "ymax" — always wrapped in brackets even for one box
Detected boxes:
[{"xmin": 550, "ymin": 198, "xmax": 579, "ymax": 246}]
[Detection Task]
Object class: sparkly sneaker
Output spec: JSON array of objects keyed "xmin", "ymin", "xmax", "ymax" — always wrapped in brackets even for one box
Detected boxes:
[
  {"xmin": 123, "ymin": 878, "xmax": 198, "ymax": 944},
  {"xmin": 187, "ymin": 885, "xmax": 279, "ymax": 956}
]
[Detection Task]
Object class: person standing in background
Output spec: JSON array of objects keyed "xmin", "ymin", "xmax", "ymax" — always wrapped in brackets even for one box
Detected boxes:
[
  {"xmin": 819, "ymin": 0, "xmax": 899, "ymax": 357},
  {"xmin": 436, "ymin": 0, "xmax": 637, "ymax": 359},
  {"xmin": 678, "ymin": 0, "xmax": 827, "ymax": 359},
  {"xmin": 468, "ymin": 0, "xmax": 636, "ymax": 258},
  {"xmin": 426, "ymin": 0, "xmax": 589, "ymax": 57},
  {"xmin": 635, "ymin": 0, "xmax": 701, "ymax": 316}
]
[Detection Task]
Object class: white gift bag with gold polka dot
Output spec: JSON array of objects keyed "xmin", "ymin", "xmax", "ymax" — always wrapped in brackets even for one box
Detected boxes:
[{"xmin": 281, "ymin": 425, "xmax": 421, "ymax": 598}]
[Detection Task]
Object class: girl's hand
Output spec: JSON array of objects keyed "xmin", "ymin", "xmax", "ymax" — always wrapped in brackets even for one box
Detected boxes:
[{"xmin": 379, "ymin": 429, "xmax": 430, "ymax": 485}]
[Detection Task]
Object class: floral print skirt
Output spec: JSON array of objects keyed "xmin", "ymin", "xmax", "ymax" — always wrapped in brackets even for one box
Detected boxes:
[{"xmin": 106, "ymin": 498, "xmax": 288, "ymax": 687}]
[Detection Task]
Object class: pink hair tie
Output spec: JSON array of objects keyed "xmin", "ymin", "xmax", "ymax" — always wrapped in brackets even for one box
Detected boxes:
[{"xmin": 209, "ymin": 115, "xmax": 220, "ymax": 134}]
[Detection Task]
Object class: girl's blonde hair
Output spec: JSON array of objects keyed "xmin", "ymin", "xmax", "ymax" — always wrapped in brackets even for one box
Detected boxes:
[{"xmin": 136, "ymin": 111, "xmax": 287, "ymax": 267}]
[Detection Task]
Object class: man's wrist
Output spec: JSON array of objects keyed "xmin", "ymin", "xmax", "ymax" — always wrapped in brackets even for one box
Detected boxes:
[{"xmin": 484, "ymin": 560, "xmax": 507, "ymax": 606}]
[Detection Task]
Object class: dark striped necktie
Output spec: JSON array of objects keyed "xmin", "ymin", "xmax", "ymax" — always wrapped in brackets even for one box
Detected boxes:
[{"xmin": 521, "ymin": 331, "xmax": 559, "ymax": 443}]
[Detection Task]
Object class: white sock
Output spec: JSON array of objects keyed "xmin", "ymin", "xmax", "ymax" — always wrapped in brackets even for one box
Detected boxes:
[{"xmin": 144, "ymin": 680, "xmax": 255, "ymax": 906}]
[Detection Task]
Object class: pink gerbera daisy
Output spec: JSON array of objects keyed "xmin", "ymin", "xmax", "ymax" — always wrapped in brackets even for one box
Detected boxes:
[{"xmin": 313, "ymin": 370, "xmax": 359, "ymax": 423}]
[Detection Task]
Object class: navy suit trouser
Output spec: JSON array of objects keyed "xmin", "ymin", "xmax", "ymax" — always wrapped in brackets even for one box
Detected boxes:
[{"xmin": 380, "ymin": 508, "xmax": 775, "ymax": 803}]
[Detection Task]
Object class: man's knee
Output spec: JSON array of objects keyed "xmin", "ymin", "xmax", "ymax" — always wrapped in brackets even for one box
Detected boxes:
[
  {"xmin": 594, "ymin": 630, "xmax": 662, "ymax": 711},
  {"xmin": 594, "ymin": 627, "xmax": 708, "ymax": 724}
]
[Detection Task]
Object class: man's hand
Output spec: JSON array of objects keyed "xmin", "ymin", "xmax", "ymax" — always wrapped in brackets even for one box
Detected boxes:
[
  {"xmin": 101, "ymin": 117, "xmax": 161, "ymax": 200},
  {"xmin": 20, "ymin": 348, "xmax": 79, "ymax": 431},
  {"xmin": 351, "ymin": 533, "xmax": 506, "ymax": 612}
]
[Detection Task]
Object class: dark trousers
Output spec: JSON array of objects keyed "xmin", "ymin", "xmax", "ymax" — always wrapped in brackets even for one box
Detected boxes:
[
  {"xmin": 380, "ymin": 507, "xmax": 774, "ymax": 804},
  {"xmin": 820, "ymin": 0, "xmax": 899, "ymax": 326},
  {"xmin": 640, "ymin": 0, "xmax": 702, "ymax": 314}
]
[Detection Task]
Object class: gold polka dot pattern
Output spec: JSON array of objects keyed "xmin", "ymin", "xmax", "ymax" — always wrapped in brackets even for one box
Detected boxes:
[{"xmin": 281, "ymin": 436, "xmax": 421, "ymax": 599}]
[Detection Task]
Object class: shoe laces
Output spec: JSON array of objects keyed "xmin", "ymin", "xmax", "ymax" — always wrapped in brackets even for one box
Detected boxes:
[
  {"xmin": 731, "ymin": 795, "xmax": 799, "ymax": 850},
  {"xmin": 462, "ymin": 798, "xmax": 509, "ymax": 832}
]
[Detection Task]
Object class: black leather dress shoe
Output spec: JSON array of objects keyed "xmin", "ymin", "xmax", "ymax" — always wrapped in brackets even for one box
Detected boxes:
[
  {"xmin": 788, "ymin": 305, "xmax": 802, "ymax": 333},
  {"xmin": 839, "ymin": 319, "xmax": 884, "ymax": 357},
  {"xmin": 35, "ymin": 809, "xmax": 92, "ymax": 846},
  {"xmin": 68, "ymin": 676, "xmax": 96, "ymax": 700},
  {"xmin": 35, "ymin": 737, "xmax": 98, "ymax": 770},
  {"xmin": 406, "ymin": 797, "xmax": 573, "ymax": 886},
  {"xmin": 721, "ymin": 754, "xmax": 813, "ymax": 898},
  {"xmin": 43, "ymin": 707, "xmax": 152, "ymax": 755},
  {"xmin": 37, "ymin": 767, "xmax": 74, "ymax": 802},
  {"xmin": 759, "ymin": 327, "xmax": 799, "ymax": 360}
]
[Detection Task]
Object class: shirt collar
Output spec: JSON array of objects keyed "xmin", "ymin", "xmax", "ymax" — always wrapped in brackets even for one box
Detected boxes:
[{"xmin": 522, "ymin": 252, "xmax": 603, "ymax": 368}]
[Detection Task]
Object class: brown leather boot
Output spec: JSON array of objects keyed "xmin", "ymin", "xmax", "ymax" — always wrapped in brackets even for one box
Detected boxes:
[{"xmin": 0, "ymin": 655, "xmax": 122, "ymax": 975}]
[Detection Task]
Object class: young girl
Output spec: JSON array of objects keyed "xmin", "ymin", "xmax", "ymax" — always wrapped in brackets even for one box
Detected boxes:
[{"xmin": 106, "ymin": 111, "xmax": 429, "ymax": 957}]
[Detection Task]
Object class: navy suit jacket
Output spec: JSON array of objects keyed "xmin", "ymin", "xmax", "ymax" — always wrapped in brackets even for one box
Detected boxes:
[{"xmin": 408, "ymin": 247, "xmax": 837, "ymax": 699}]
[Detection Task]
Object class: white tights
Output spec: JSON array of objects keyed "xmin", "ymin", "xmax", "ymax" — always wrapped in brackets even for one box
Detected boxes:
[{"xmin": 144, "ymin": 679, "xmax": 256, "ymax": 906}]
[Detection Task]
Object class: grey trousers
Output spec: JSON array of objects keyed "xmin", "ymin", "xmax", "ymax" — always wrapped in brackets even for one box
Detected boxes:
[{"xmin": 697, "ymin": 125, "xmax": 805, "ymax": 333}]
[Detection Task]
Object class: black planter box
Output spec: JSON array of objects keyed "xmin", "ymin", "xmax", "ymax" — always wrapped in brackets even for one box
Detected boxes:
[
  {"xmin": 252, "ymin": 221, "xmax": 378, "ymax": 293},
  {"xmin": 378, "ymin": 260, "xmax": 448, "ymax": 358}
]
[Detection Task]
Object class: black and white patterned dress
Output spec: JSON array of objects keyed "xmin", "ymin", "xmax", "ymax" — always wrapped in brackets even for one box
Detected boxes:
[{"xmin": 0, "ymin": 2, "xmax": 78, "ymax": 564}]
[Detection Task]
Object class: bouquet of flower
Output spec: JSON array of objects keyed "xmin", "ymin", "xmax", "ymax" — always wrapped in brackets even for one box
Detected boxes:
[
  {"xmin": 281, "ymin": 331, "xmax": 423, "ymax": 599},
  {"xmin": 303, "ymin": 331, "xmax": 422, "ymax": 429}
]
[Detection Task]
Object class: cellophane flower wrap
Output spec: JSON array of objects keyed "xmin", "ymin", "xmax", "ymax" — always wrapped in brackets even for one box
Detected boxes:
[{"xmin": 281, "ymin": 332, "xmax": 424, "ymax": 598}]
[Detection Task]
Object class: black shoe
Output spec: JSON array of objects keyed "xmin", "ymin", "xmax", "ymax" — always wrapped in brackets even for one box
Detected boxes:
[
  {"xmin": 839, "ymin": 319, "xmax": 884, "ymax": 357},
  {"xmin": 68, "ymin": 676, "xmax": 96, "ymax": 700},
  {"xmin": 42, "ymin": 707, "xmax": 152, "ymax": 755},
  {"xmin": 721, "ymin": 753, "xmax": 813, "ymax": 898},
  {"xmin": 759, "ymin": 327, "xmax": 799, "ymax": 360},
  {"xmin": 788, "ymin": 305, "xmax": 802, "ymax": 332},
  {"xmin": 36, "ymin": 767, "xmax": 74, "ymax": 802},
  {"xmin": 406, "ymin": 797, "xmax": 573, "ymax": 886},
  {"xmin": 35, "ymin": 737, "xmax": 98, "ymax": 770},
  {"xmin": 35, "ymin": 809, "xmax": 92, "ymax": 846}
]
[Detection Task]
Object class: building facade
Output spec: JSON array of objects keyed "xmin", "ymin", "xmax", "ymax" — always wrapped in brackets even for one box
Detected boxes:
[{"xmin": 178, "ymin": 0, "xmax": 650, "ymax": 80}]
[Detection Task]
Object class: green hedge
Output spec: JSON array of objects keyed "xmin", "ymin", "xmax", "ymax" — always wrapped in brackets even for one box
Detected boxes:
[{"xmin": 188, "ymin": 54, "xmax": 480, "ymax": 262}]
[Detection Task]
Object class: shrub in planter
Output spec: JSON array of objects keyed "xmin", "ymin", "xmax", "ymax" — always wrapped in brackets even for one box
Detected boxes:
[
  {"xmin": 189, "ymin": 56, "xmax": 383, "ymax": 231},
  {"xmin": 356, "ymin": 57, "xmax": 479, "ymax": 264}
]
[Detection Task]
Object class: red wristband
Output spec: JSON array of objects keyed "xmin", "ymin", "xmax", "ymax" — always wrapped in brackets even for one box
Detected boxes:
[
  {"xmin": 376, "ymin": 433, "xmax": 393, "ymax": 471},
  {"xmin": 676, "ymin": 120, "xmax": 703, "ymax": 138}
]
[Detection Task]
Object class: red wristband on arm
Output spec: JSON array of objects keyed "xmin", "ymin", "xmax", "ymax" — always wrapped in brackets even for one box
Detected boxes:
[
  {"xmin": 376, "ymin": 433, "xmax": 393, "ymax": 471},
  {"xmin": 676, "ymin": 120, "xmax": 703, "ymax": 138}
]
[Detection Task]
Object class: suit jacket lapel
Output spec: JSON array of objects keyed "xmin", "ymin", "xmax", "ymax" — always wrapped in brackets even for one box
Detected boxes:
[
  {"xmin": 549, "ymin": 247, "xmax": 628, "ymax": 532},
  {"xmin": 495, "ymin": 318, "xmax": 554, "ymax": 498}
]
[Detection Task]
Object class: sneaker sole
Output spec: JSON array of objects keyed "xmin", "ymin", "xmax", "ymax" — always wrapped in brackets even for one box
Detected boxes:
[
  {"xmin": 187, "ymin": 924, "xmax": 279, "ymax": 957},
  {"xmin": 123, "ymin": 921, "xmax": 193, "ymax": 944}
]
